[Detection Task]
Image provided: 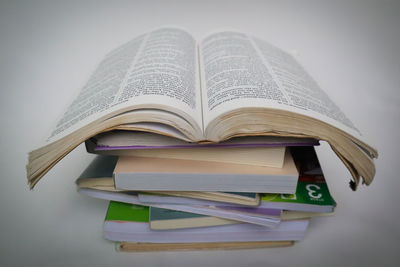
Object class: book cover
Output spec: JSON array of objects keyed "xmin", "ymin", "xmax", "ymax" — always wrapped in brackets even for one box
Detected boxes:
[
  {"xmin": 105, "ymin": 201, "xmax": 149, "ymax": 223},
  {"xmin": 260, "ymin": 146, "xmax": 336, "ymax": 212}
]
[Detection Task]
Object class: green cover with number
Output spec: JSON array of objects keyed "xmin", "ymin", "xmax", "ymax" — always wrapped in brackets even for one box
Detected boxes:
[
  {"xmin": 261, "ymin": 176, "xmax": 335, "ymax": 206},
  {"xmin": 260, "ymin": 146, "xmax": 336, "ymax": 212}
]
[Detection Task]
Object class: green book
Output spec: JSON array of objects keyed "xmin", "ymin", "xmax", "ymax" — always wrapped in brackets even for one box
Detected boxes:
[
  {"xmin": 260, "ymin": 146, "xmax": 336, "ymax": 212},
  {"xmin": 105, "ymin": 201, "xmax": 149, "ymax": 223}
]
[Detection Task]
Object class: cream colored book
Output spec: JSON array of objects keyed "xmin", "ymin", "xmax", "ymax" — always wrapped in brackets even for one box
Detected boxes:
[
  {"xmin": 89, "ymin": 146, "xmax": 286, "ymax": 168},
  {"xmin": 75, "ymin": 155, "xmax": 261, "ymax": 206},
  {"xmin": 117, "ymin": 241, "xmax": 294, "ymax": 252},
  {"xmin": 113, "ymin": 150, "xmax": 298, "ymax": 193},
  {"xmin": 281, "ymin": 210, "xmax": 335, "ymax": 220},
  {"xmin": 27, "ymin": 26, "xmax": 378, "ymax": 190}
]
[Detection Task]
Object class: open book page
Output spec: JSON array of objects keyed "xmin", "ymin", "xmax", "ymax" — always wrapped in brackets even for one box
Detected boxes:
[
  {"xmin": 199, "ymin": 31, "xmax": 363, "ymax": 142},
  {"xmin": 46, "ymin": 27, "xmax": 202, "ymax": 145}
]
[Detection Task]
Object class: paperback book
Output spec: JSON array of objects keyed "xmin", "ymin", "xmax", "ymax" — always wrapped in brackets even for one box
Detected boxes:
[
  {"xmin": 149, "ymin": 207, "xmax": 237, "ymax": 230},
  {"xmin": 138, "ymin": 147, "xmax": 337, "ymax": 213},
  {"xmin": 139, "ymin": 192, "xmax": 260, "ymax": 206},
  {"xmin": 112, "ymin": 150, "xmax": 298, "ymax": 193},
  {"xmin": 149, "ymin": 207, "xmax": 334, "ymax": 230},
  {"xmin": 78, "ymin": 188, "xmax": 281, "ymax": 227},
  {"xmin": 117, "ymin": 240, "xmax": 294, "ymax": 252},
  {"xmin": 27, "ymin": 26, "xmax": 378, "ymax": 191},
  {"xmin": 104, "ymin": 201, "xmax": 309, "ymax": 243},
  {"xmin": 88, "ymin": 131, "xmax": 319, "ymax": 150}
]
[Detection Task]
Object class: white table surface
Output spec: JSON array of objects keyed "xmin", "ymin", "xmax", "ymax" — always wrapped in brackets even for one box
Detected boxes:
[{"xmin": 1, "ymin": 0, "xmax": 399, "ymax": 266}]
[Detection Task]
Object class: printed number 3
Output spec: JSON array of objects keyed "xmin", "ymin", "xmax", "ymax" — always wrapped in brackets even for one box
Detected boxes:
[{"xmin": 306, "ymin": 184, "xmax": 322, "ymax": 199}]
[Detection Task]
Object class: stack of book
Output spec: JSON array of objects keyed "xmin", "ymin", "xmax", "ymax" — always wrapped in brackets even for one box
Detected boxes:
[
  {"xmin": 26, "ymin": 27, "xmax": 377, "ymax": 252},
  {"xmin": 76, "ymin": 132, "xmax": 336, "ymax": 252}
]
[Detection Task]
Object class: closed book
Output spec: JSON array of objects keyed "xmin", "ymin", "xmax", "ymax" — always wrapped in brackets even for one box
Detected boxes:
[
  {"xmin": 78, "ymin": 188, "xmax": 281, "ymax": 227},
  {"xmin": 139, "ymin": 191, "xmax": 260, "ymax": 206},
  {"xmin": 117, "ymin": 240, "xmax": 294, "ymax": 252},
  {"xmin": 149, "ymin": 207, "xmax": 237, "ymax": 230},
  {"xmin": 149, "ymin": 207, "xmax": 333, "ymax": 230},
  {"xmin": 113, "ymin": 150, "xmax": 299, "ymax": 193},
  {"xmin": 91, "ymin": 145, "xmax": 286, "ymax": 168},
  {"xmin": 104, "ymin": 201, "xmax": 309, "ymax": 243},
  {"xmin": 138, "ymin": 147, "xmax": 337, "ymax": 213}
]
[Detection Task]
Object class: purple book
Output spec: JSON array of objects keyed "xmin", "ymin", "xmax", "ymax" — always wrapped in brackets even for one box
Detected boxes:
[{"xmin": 78, "ymin": 188, "xmax": 282, "ymax": 227}]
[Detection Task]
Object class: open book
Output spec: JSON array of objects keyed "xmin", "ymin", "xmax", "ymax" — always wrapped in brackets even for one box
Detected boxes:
[{"xmin": 26, "ymin": 26, "xmax": 378, "ymax": 189}]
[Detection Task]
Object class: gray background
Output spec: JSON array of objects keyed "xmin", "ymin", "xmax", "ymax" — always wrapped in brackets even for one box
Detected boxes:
[{"xmin": 1, "ymin": 0, "xmax": 399, "ymax": 266}]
